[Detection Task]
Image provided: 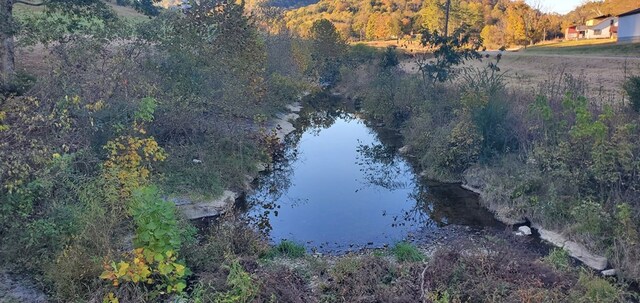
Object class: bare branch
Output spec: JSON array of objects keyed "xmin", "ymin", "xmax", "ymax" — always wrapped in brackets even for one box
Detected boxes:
[{"xmin": 14, "ymin": 0, "xmax": 45, "ymax": 6}]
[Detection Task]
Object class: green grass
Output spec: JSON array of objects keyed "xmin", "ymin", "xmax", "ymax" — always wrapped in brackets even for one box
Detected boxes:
[
  {"xmin": 543, "ymin": 248, "xmax": 571, "ymax": 271},
  {"xmin": 523, "ymin": 39, "xmax": 640, "ymax": 57},
  {"xmin": 391, "ymin": 242, "xmax": 424, "ymax": 262},
  {"xmin": 263, "ymin": 240, "xmax": 306, "ymax": 259}
]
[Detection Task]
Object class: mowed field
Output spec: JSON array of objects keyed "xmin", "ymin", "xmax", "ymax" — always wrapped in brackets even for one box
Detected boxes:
[{"xmin": 398, "ymin": 40, "xmax": 640, "ymax": 102}]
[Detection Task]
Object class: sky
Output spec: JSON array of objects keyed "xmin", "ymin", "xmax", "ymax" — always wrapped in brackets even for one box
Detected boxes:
[{"xmin": 526, "ymin": 0, "xmax": 584, "ymax": 14}]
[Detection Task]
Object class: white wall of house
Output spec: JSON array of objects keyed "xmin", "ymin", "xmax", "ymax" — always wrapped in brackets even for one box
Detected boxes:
[
  {"xmin": 585, "ymin": 17, "xmax": 618, "ymax": 39},
  {"xmin": 618, "ymin": 13, "xmax": 640, "ymax": 43}
]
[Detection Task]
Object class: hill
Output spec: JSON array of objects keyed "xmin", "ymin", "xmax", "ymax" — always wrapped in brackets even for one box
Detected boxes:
[
  {"xmin": 564, "ymin": 0, "xmax": 639, "ymax": 26},
  {"xmin": 283, "ymin": 0, "xmax": 564, "ymax": 48}
]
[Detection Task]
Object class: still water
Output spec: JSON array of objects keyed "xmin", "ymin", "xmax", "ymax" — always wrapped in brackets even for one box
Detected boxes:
[{"xmin": 244, "ymin": 103, "xmax": 500, "ymax": 252}]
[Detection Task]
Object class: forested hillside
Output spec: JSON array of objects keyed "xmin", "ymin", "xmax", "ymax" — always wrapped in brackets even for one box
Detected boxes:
[
  {"xmin": 284, "ymin": 0, "xmax": 640, "ymax": 48},
  {"xmin": 285, "ymin": 0, "xmax": 566, "ymax": 47}
]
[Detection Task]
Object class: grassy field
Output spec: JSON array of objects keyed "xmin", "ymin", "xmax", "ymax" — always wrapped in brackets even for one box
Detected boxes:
[
  {"xmin": 353, "ymin": 39, "xmax": 429, "ymax": 53},
  {"xmin": 524, "ymin": 39, "xmax": 640, "ymax": 57},
  {"xmin": 356, "ymin": 38, "xmax": 640, "ymax": 58}
]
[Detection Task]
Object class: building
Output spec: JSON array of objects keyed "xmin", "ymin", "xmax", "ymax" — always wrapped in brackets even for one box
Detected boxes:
[
  {"xmin": 585, "ymin": 15, "xmax": 610, "ymax": 26},
  {"xmin": 584, "ymin": 16, "xmax": 618, "ymax": 39},
  {"xmin": 565, "ymin": 15, "xmax": 618, "ymax": 40},
  {"xmin": 618, "ymin": 8, "xmax": 640, "ymax": 44},
  {"xmin": 565, "ymin": 25, "xmax": 580, "ymax": 40}
]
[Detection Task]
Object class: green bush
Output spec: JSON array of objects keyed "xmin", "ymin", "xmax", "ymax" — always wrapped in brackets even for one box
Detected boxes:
[
  {"xmin": 623, "ymin": 75, "xmax": 640, "ymax": 112},
  {"xmin": 215, "ymin": 260, "xmax": 258, "ymax": 303},
  {"xmin": 543, "ymin": 248, "xmax": 571, "ymax": 271},
  {"xmin": 1, "ymin": 71, "xmax": 37, "ymax": 97},
  {"xmin": 570, "ymin": 200, "xmax": 611, "ymax": 237},
  {"xmin": 392, "ymin": 242, "xmax": 424, "ymax": 262},
  {"xmin": 130, "ymin": 186, "xmax": 182, "ymax": 253},
  {"xmin": 263, "ymin": 240, "xmax": 306, "ymax": 259},
  {"xmin": 570, "ymin": 271, "xmax": 624, "ymax": 303}
]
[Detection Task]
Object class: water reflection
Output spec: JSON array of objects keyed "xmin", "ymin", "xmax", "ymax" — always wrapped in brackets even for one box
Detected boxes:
[{"xmin": 243, "ymin": 98, "xmax": 500, "ymax": 252}]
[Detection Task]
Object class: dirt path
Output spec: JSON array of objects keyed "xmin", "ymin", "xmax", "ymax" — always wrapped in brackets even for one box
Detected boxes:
[{"xmin": 400, "ymin": 51, "xmax": 640, "ymax": 103}]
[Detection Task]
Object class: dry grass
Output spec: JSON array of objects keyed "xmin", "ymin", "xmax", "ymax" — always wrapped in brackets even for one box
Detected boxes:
[
  {"xmin": 352, "ymin": 39, "xmax": 428, "ymax": 54},
  {"xmin": 524, "ymin": 39, "xmax": 640, "ymax": 57},
  {"xmin": 399, "ymin": 51, "xmax": 640, "ymax": 102}
]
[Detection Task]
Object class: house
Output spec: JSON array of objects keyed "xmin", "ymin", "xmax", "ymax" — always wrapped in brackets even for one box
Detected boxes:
[
  {"xmin": 618, "ymin": 8, "xmax": 640, "ymax": 44},
  {"xmin": 564, "ymin": 15, "xmax": 618, "ymax": 40},
  {"xmin": 565, "ymin": 25, "xmax": 580, "ymax": 40},
  {"xmin": 584, "ymin": 16, "xmax": 618, "ymax": 39},
  {"xmin": 585, "ymin": 15, "xmax": 610, "ymax": 26}
]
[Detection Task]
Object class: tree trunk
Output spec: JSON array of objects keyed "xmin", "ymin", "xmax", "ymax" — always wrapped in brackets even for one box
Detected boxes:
[
  {"xmin": 443, "ymin": 0, "xmax": 451, "ymax": 37},
  {"xmin": 0, "ymin": 0, "xmax": 16, "ymax": 87}
]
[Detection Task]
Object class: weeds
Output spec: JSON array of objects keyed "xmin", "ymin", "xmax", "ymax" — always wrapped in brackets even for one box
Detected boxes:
[
  {"xmin": 263, "ymin": 240, "xmax": 306, "ymax": 259},
  {"xmin": 544, "ymin": 248, "xmax": 571, "ymax": 271},
  {"xmin": 215, "ymin": 260, "xmax": 258, "ymax": 303},
  {"xmin": 570, "ymin": 270, "xmax": 625, "ymax": 303},
  {"xmin": 623, "ymin": 75, "xmax": 640, "ymax": 112},
  {"xmin": 392, "ymin": 242, "xmax": 424, "ymax": 262}
]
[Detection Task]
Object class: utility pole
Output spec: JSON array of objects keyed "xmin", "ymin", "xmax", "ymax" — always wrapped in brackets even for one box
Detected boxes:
[{"xmin": 443, "ymin": 0, "xmax": 451, "ymax": 37}]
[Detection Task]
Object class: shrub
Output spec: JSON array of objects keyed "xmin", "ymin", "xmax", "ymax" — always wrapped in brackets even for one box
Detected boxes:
[
  {"xmin": 392, "ymin": 242, "xmax": 424, "ymax": 262},
  {"xmin": 215, "ymin": 260, "xmax": 258, "ymax": 303},
  {"xmin": 100, "ymin": 186, "xmax": 190, "ymax": 300},
  {"xmin": 623, "ymin": 75, "xmax": 640, "ymax": 112},
  {"xmin": 570, "ymin": 271, "xmax": 625, "ymax": 303},
  {"xmin": 379, "ymin": 47, "xmax": 399, "ymax": 69},
  {"xmin": 543, "ymin": 248, "xmax": 571, "ymax": 271},
  {"xmin": 185, "ymin": 222, "xmax": 267, "ymax": 272},
  {"xmin": 1, "ymin": 71, "xmax": 36, "ymax": 97},
  {"xmin": 130, "ymin": 186, "xmax": 182, "ymax": 254},
  {"xmin": 263, "ymin": 240, "xmax": 306, "ymax": 259},
  {"xmin": 570, "ymin": 200, "xmax": 611, "ymax": 238}
]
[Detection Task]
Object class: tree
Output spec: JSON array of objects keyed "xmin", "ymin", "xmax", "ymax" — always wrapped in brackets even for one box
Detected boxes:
[
  {"xmin": 417, "ymin": 25, "xmax": 482, "ymax": 85},
  {"xmin": 0, "ymin": 0, "xmax": 116, "ymax": 89},
  {"xmin": 308, "ymin": 19, "xmax": 346, "ymax": 86},
  {"xmin": 504, "ymin": 2, "xmax": 527, "ymax": 46}
]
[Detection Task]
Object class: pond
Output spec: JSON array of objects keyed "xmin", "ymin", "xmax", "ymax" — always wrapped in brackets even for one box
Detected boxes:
[{"xmin": 242, "ymin": 99, "xmax": 501, "ymax": 252}]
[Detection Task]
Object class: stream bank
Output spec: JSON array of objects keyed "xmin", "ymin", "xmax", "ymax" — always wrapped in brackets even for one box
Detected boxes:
[
  {"xmin": 179, "ymin": 93, "xmax": 632, "ymax": 302},
  {"xmin": 173, "ymin": 101, "xmax": 303, "ymax": 220}
]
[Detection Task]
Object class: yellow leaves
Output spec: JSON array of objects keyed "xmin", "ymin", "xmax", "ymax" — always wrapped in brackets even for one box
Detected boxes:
[
  {"xmin": 102, "ymin": 133, "xmax": 167, "ymax": 199},
  {"xmin": 103, "ymin": 292, "xmax": 119, "ymax": 303},
  {"xmin": 174, "ymin": 263, "xmax": 186, "ymax": 276},
  {"xmin": 116, "ymin": 261, "xmax": 130, "ymax": 277},
  {"xmin": 0, "ymin": 111, "xmax": 7, "ymax": 132},
  {"xmin": 100, "ymin": 248, "xmax": 189, "ymax": 302},
  {"xmin": 85, "ymin": 100, "xmax": 105, "ymax": 112}
]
